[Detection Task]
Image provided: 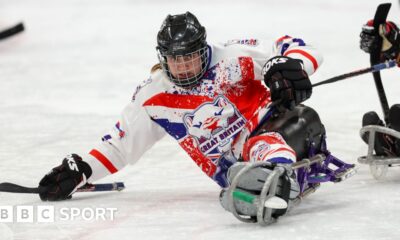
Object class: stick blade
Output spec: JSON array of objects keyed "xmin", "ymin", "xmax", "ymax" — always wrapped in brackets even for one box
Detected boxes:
[
  {"xmin": 0, "ymin": 182, "xmax": 39, "ymax": 194},
  {"xmin": 373, "ymin": 3, "xmax": 391, "ymax": 28},
  {"xmin": 0, "ymin": 23, "xmax": 25, "ymax": 40},
  {"xmin": 371, "ymin": 3, "xmax": 391, "ymax": 64}
]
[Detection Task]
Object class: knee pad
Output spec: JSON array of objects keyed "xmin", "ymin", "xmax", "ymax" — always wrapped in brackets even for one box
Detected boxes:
[{"xmin": 242, "ymin": 133, "xmax": 296, "ymax": 163}]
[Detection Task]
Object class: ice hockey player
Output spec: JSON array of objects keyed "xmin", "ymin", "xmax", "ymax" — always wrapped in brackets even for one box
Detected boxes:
[
  {"xmin": 360, "ymin": 20, "xmax": 400, "ymax": 157},
  {"xmin": 38, "ymin": 12, "xmax": 342, "ymax": 222}
]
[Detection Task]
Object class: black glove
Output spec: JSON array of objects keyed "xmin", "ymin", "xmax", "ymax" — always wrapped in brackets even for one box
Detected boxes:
[
  {"xmin": 360, "ymin": 20, "xmax": 400, "ymax": 61},
  {"xmin": 263, "ymin": 56, "xmax": 311, "ymax": 110},
  {"xmin": 38, "ymin": 154, "xmax": 92, "ymax": 201}
]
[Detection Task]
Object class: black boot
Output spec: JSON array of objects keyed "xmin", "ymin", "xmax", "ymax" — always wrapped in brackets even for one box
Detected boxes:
[
  {"xmin": 361, "ymin": 111, "xmax": 384, "ymax": 144},
  {"xmin": 389, "ymin": 104, "xmax": 400, "ymax": 132},
  {"xmin": 361, "ymin": 111, "xmax": 395, "ymax": 156},
  {"xmin": 388, "ymin": 104, "xmax": 400, "ymax": 156},
  {"xmin": 362, "ymin": 111, "xmax": 384, "ymax": 126}
]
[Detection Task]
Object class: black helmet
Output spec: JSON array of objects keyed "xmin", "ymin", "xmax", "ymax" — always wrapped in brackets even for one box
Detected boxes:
[{"xmin": 157, "ymin": 12, "xmax": 209, "ymax": 88}]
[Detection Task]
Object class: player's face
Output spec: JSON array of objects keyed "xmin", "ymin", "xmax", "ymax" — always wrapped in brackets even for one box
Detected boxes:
[{"xmin": 166, "ymin": 52, "xmax": 203, "ymax": 80}]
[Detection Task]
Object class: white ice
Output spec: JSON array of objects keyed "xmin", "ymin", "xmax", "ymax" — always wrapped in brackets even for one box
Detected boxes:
[{"xmin": 1, "ymin": 0, "xmax": 400, "ymax": 239}]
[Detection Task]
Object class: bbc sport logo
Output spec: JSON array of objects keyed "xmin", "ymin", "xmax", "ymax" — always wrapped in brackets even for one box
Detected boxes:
[{"xmin": 0, "ymin": 205, "xmax": 117, "ymax": 223}]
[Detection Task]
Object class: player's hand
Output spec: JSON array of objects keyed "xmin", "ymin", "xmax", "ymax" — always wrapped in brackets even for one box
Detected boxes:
[
  {"xmin": 263, "ymin": 56, "xmax": 311, "ymax": 110},
  {"xmin": 38, "ymin": 154, "xmax": 92, "ymax": 201},
  {"xmin": 360, "ymin": 20, "xmax": 400, "ymax": 62}
]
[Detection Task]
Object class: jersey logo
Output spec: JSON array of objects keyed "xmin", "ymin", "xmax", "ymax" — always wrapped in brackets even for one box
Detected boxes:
[
  {"xmin": 183, "ymin": 96, "xmax": 246, "ymax": 155},
  {"xmin": 224, "ymin": 38, "xmax": 259, "ymax": 47},
  {"xmin": 249, "ymin": 141, "xmax": 271, "ymax": 162}
]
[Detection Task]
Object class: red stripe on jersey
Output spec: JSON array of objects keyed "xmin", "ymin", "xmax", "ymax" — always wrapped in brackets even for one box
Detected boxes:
[
  {"xmin": 89, "ymin": 149, "xmax": 118, "ymax": 174},
  {"xmin": 284, "ymin": 49, "xmax": 318, "ymax": 71},
  {"xmin": 143, "ymin": 93, "xmax": 212, "ymax": 109},
  {"xmin": 275, "ymin": 35, "xmax": 292, "ymax": 43}
]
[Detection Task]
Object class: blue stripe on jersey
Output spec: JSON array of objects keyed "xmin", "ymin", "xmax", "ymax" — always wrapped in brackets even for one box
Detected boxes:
[
  {"xmin": 293, "ymin": 38, "xmax": 306, "ymax": 46},
  {"xmin": 280, "ymin": 43, "xmax": 290, "ymax": 55},
  {"xmin": 152, "ymin": 119, "xmax": 187, "ymax": 140},
  {"xmin": 102, "ymin": 134, "xmax": 112, "ymax": 141},
  {"xmin": 280, "ymin": 38, "xmax": 306, "ymax": 55}
]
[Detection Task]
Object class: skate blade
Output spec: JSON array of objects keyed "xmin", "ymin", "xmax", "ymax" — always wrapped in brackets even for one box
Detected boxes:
[{"xmin": 334, "ymin": 166, "xmax": 357, "ymax": 182}]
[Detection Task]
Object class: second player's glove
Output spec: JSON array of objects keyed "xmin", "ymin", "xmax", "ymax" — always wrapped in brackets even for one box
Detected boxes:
[
  {"xmin": 38, "ymin": 154, "xmax": 92, "ymax": 201},
  {"xmin": 263, "ymin": 56, "xmax": 312, "ymax": 110},
  {"xmin": 360, "ymin": 20, "xmax": 400, "ymax": 62}
]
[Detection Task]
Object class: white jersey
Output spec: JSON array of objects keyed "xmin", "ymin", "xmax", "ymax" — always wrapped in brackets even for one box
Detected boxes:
[{"xmin": 84, "ymin": 36, "xmax": 323, "ymax": 187}]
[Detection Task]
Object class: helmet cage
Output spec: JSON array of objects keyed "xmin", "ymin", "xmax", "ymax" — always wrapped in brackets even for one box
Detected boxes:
[{"xmin": 157, "ymin": 45, "xmax": 209, "ymax": 88}]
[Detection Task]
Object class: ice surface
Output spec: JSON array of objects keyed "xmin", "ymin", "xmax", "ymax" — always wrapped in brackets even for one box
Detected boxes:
[{"xmin": 0, "ymin": 0, "xmax": 400, "ymax": 239}]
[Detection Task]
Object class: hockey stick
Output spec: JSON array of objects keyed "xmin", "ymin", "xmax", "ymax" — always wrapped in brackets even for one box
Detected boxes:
[
  {"xmin": 370, "ymin": 3, "xmax": 392, "ymax": 124},
  {"xmin": 312, "ymin": 59, "xmax": 397, "ymax": 87},
  {"xmin": 0, "ymin": 182, "xmax": 125, "ymax": 194},
  {"xmin": 0, "ymin": 22, "xmax": 25, "ymax": 41},
  {"xmin": 313, "ymin": 3, "xmax": 394, "ymax": 122}
]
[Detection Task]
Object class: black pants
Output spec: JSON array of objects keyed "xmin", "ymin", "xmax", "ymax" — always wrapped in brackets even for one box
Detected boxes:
[{"xmin": 251, "ymin": 105, "xmax": 326, "ymax": 160}]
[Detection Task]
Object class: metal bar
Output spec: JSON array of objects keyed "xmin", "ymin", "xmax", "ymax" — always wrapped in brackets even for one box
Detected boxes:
[{"xmin": 292, "ymin": 154, "xmax": 326, "ymax": 170}]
